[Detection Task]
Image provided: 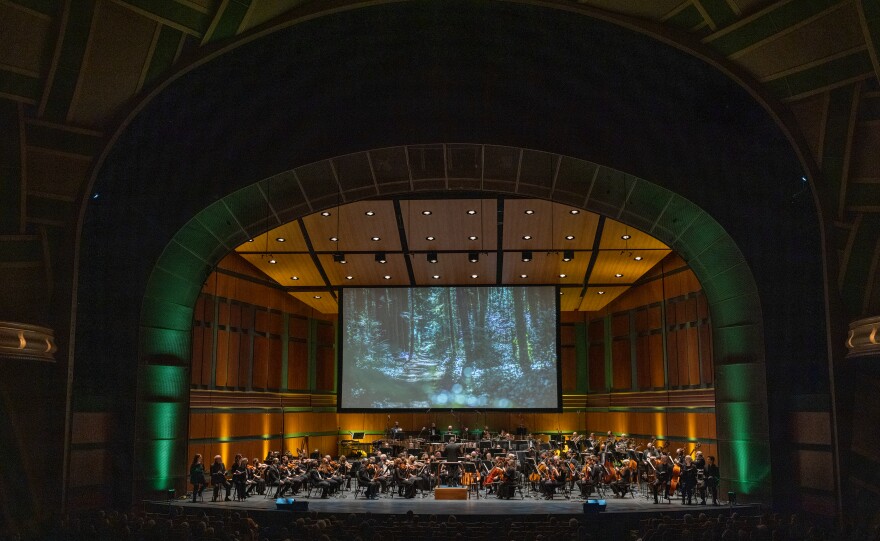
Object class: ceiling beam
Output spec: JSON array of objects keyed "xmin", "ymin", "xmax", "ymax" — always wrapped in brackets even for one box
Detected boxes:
[
  {"xmin": 579, "ymin": 215, "xmax": 606, "ymax": 298},
  {"xmin": 297, "ymin": 217, "xmax": 335, "ymax": 300},
  {"xmin": 496, "ymin": 197, "xmax": 504, "ymax": 284},
  {"xmin": 392, "ymin": 198, "xmax": 416, "ymax": 285}
]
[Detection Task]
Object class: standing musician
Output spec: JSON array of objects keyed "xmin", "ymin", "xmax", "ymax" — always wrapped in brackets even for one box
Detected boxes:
[
  {"xmin": 705, "ymin": 455, "xmax": 720, "ymax": 505},
  {"xmin": 693, "ymin": 451, "xmax": 707, "ymax": 505},
  {"xmin": 210, "ymin": 455, "xmax": 232, "ymax": 502},
  {"xmin": 680, "ymin": 455, "xmax": 697, "ymax": 505},
  {"xmin": 359, "ymin": 458, "xmax": 380, "ymax": 499},
  {"xmin": 189, "ymin": 454, "xmax": 206, "ymax": 503},
  {"xmin": 427, "ymin": 423, "xmax": 440, "ymax": 442},
  {"xmin": 652, "ymin": 455, "xmax": 672, "ymax": 504},
  {"xmin": 390, "ymin": 421, "xmax": 404, "ymax": 440}
]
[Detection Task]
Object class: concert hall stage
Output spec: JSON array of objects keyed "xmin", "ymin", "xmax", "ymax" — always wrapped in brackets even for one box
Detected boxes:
[{"xmin": 146, "ymin": 490, "xmax": 758, "ymax": 523}]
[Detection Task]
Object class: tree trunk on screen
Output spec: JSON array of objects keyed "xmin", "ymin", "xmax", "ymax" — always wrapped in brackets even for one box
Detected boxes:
[{"xmin": 513, "ymin": 287, "xmax": 532, "ymax": 376}]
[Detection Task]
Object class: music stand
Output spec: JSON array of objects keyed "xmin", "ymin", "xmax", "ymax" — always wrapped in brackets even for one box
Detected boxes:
[{"xmin": 352, "ymin": 432, "xmax": 364, "ymax": 440}]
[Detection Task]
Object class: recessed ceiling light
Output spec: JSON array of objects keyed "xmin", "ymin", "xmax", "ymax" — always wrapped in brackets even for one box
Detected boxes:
[
  {"xmin": 383, "ymin": 275, "xmax": 391, "ymax": 280},
  {"xmin": 426, "ymin": 236, "xmax": 435, "ymax": 241},
  {"xmin": 565, "ymin": 235, "xmax": 575, "ymax": 240},
  {"xmin": 329, "ymin": 236, "xmax": 338, "ymax": 242},
  {"xmin": 276, "ymin": 237, "xmax": 286, "ymax": 242},
  {"xmin": 621, "ymin": 234, "xmax": 631, "ymax": 240},
  {"xmin": 522, "ymin": 235, "xmax": 532, "ymax": 240},
  {"xmin": 371, "ymin": 236, "xmax": 380, "ymax": 241},
  {"xmin": 422, "ymin": 210, "xmax": 432, "ymax": 215},
  {"xmin": 365, "ymin": 211, "xmax": 375, "ymax": 216},
  {"xmin": 521, "ymin": 274, "xmax": 528, "ymax": 278},
  {"xmin": 432, "ymin": 275, "xmax": 440, "ymax": 279},
  {"xmin": 345, "ymin": 275, "xmax": 353, "ymax": 280},
  {"xmin": 521, "ymin": 251, "xmax": 532, "ymax": 262},
  {"xmin": 247, "ymin": 238, "xmax": 254, "ymax": 242},
  {"xmin": 634, "ymin": 256, "xmax": 643, "ymax": 261},
  {"xmin": 525, "ymin": 209, "xmax": 535, "ymax": 215},
  {"xmin": 313, "ymin": 295, "xmax": 322, "ymax": 299},
  {"xmin": 291, "ymin": 276, "xmax": 299, "ymax": 280},
  {"xmin": 321, "ymin": 211, "xmax": 331, "ymax": 217},
  {"xmin": 615, "ymin": 273, "xmax": 624, "ymax": 278},
  {"xmin": 598, "ymin": 291, "xmax": 606, "ymax": 295},
  {"xmin": 569, "ymin": 209, "xmax": 580, "ymax": 215},
  {"xmin": 559, "ymin": 273, "xmax": 566, "ymax": 278},
  {"xmin": 375, "ymin": 252, "xmax": 387, "ymax": 264},
  {"xmin": 468, "ymin": 235, "xmax": 478, "ymax": 241},
  {"xmin": 466, "ymin": 210, "xmax": 476, "ymax": 215},
  {"xmin": 563, "ymin": 250, "xmax": 575, "ymax": 262},
  {"xmin": 268, "ymin": 258, "xmax": 277, "ymax": 264},
  {"xmin": 468, "ymin": 252, "xmax": 479, "ymax": 263},
  {"xmin": 471, "ymin": 274, "xmax": 478, "ymax": 278}
]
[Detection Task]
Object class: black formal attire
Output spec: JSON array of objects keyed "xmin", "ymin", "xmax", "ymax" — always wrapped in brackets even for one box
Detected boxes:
[
  {"xmin": 358, "ymin": 465, "xmax": 379, "ymax": 499},
  {"xmin": 498, "ymin": 466, "xmax": 517, "ymax": 499},
  {"xmin": 611, "ymin": 466, "xmax": 632, "ymax": 498},
  {"xmin": 307, "ymin": 468, "xmax": 331, "ymax": 498},
  {"xmin": 189, "ymin": 463, "xmax": 206, "ymax": 502},
  {"xmin": 693, "ymin": 456, "xmax": 707, "ymax": 503},
  {"xmin": 706, "ymin": 463, "xmax": 720, "ymax": 504},
  {"xmin": 680, "ymin": 463, "xmax": 697, "ymax": 504},
  {"xmin": 541, "ymin": 466, "xmax": 566, "ymax": 499},
  {"xmin": 652, "ymin": 462, "xmax": 671, "ymax": 504},
  {"xmin": 428, "ymin": 426, "xmax": 440, "ymax": 442},
  {"xmin": 230, "ymin": 462, "xmax": 247, "ymax": 500},
  {"xmin": 265, "ymin": 464, "xmax": 280, "ymax": 494},
  {"xmin": 444, "ymin": 442, "xmax": 462, "ymax": 486},
  {"xmin": 576, "ymin": 467, "xmax": 595, "ymax": 497},
  {"xmin": 210, "ymin": 462, "xmax": 231, "ymax": 501}
]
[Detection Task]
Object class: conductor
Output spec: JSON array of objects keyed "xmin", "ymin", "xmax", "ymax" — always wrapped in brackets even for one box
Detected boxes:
[{"xmin": 444, "ymin": 436, "xmax": 462, "ymax": 487}]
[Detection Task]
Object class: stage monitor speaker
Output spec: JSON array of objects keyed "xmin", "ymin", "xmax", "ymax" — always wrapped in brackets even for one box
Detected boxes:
[
  {"xmin": 275, "ymin": 498, "xmax": 309, "ymax": 512},
  {"xmin": 583, "ymin": 499, "xmax": 606, "ymax": 514}
]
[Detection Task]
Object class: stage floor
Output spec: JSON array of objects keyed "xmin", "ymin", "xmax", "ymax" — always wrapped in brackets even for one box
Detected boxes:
[{"xmin": 156, "ymin": 486, "xmax": 750, "ymax": 518}]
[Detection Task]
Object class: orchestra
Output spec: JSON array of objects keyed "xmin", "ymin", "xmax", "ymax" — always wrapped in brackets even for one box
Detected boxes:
[{"xmin": 189, "ymin": 428, "xmax": 720, "ymax": 506}]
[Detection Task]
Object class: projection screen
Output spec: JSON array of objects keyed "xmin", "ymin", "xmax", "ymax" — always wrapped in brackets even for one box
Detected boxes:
[{"xmin": 338, "ymin": 286, "xmax": 560, "ymax": 411}]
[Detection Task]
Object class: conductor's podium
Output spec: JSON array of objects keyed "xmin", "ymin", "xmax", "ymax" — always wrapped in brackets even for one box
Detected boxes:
[{"xmin": 434, "ymin": 487, "xmax": 468, "ymax": 500}]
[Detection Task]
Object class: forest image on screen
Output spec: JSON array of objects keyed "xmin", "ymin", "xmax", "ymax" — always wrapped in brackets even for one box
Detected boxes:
[{"xmin": 341, "ymin": 286, "xmax": 558, "ymax": 410}]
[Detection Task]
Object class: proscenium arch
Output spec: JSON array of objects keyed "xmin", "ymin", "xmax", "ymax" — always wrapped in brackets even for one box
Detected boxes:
[
  {"xmin": 139, "ymin": 148, "xmax": 771, "ymax": 499},
  {"xmin": 75, "ymin": 0, "xmax": 827, "ymax": 507}
]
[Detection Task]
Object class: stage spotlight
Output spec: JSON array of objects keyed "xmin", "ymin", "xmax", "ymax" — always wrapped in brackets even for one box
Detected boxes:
[
  {"xmin": 333, "ymin": 252, "xmax": 346, "ymax": 264},
  {"xmin": 375, "ymin": 252, "xmax": 386, "ymax": 264},
  {"xmin": 427, "ymin": 251, "xmax": 438, "ymax": 264},
  {"xmin": 563, "ymin": 250, "xmax": 575, "ymax": 262},
  {"xmin": 521, "ymin": 251, "xmax": 532, "ymax": 262},
  {"xmin": 468, "ymin": 252, "xmax": 479, "ymax": 263}
]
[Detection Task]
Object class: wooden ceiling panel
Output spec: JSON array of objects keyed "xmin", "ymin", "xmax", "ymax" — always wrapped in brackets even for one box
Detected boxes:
[
  {"xmin": 600, "ymin": 219, "xmax": 669, "ymax": 250},
  {"xmin": 0, "ymin": 3, "xmax": 52, "ymax": 74},
  {"xmin": 590, "ymin": 249, "xmax": 671, "ymax": 285},
  {"xmin": 502, "ymin": 250, "xmax": 591, "ymax": 284},
  {"xmin": 411, "ymin": 251, "xmax": 497, "ymax": 285},
  {"xmin": 402, "ymin": 199, "xmax": 497, "ymax": 252},
  {"xmin": 239, "ymin": 253, "xmax": 324, "ymax": 286},
  {"xmin": 318, "ymin": 253, "xmax": 409, "ymax": 286},
  {"xmin": 559, "ymin": 287, "xmax": 584, "ymax": 311},
  {"xmin": 502, "ymin": 199, "xmax": 553, "ymax": 250},
  {"xmin": 238, "ymin": 220, "xmax": 309, "ymax": 253},
  {"xmin": 302, "ymin": 200, "xmax": 400, "ymax": 252},
  {"xmin": 578, "ymin": 287, "xmax": 629, "ymax": 312},
  {"xmin": 289, "ymin": 291, "xmax": 338, "ymax": 314}
]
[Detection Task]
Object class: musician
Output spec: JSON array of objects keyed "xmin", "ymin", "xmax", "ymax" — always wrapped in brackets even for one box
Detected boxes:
[
  {"xmin": 307, "ymin": 462, "xmax": 332, "ymax": 498},
  {"xmin": 189, "ymin": 454, "xmax": 206, "ymax": 503},
  {"xmin": 604, "ymin": 431, "xmax": 616, "ymax": 455},
  {"xmin": 358, "ymin": 458, "xmax": 380, "ymax": 499},
  {"xmin": 444, "ymin": 436, "xmax": 463, "ymax": 486},
  {"xmin": 576, "ymin": 456, "xmax": 596, "ymax": 497},
  {"xmin": 645, "ymin": 441, "xmax": 660, "ymax": 459},
  {"xmin": 540, "ymin": 457, "xmax": 566, "ymax": 499},
  {"xmin": 705, "ymin": 455, "xmax": 720, "ymax": 505},
  {"xmin": 462, "ymin": 426, "xmax": 470, "ymax": 441},
  {"xmin": 481, "ymin": 426, "xmax": 491, "ymax": 440},
  {"xmin": 390, "ymin": 421, "xmax": 403, "ymax": 440},
  {"xmin": 498, "ymin": 458, "xmax": 518, "ymax": 499},
  {"xmin": 680, "ymin": 455, "xmax": 697, "ymax": 505},
  {"xmin": 427, "ymin": 422, "xmax": 440, "ymax": 442},
  {"xmin": 693, "ymin": 451, "xmax": 707, "ymax": 505},
  {"xmin": 265, "ymin": 458, "xmax": 281, "ymax": 495},
  {"xmin": 652, "ymin": 455, "xmax": 672, "ymax": 504},
  {"xmin": 610, "ymin": 460, "xmax": 633, "ymax": 498},
  {"xmin": 247, "ymin": 458, "xmax": 263, "ymax": 496},
  {"xmin": 230, "ymin": 455, "xmax": 247, "ymax": 500},
  {"xmin": 569, "ymin": 432, "xmax": 581, "ymax": 452},
  {"xmin": 375, "ymin": 454, "xmax": 392, "ymax": 493},
  {"xmin": 210, "ymin": 455, "xmax": 231, "ymax": 502}
]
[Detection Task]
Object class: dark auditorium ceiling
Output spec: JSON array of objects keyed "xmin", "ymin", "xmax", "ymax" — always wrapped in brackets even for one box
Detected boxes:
[{"xmin": 237, "ymin": 196, "xmax": 671, "ymax": 313}]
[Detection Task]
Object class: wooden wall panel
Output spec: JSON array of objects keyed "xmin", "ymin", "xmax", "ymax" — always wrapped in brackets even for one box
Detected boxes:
[
  {"xmin": 635, "ymin": 336, "xmax": 651, "ymax": 389},
  {"xmin": 215, "ymin": 330, "xmax": 228, "ymax": 387},
  {"xmin": 192, "ymin": 326, "xmax": 204, "ymax": 385},
  {"xmin": 268, "ymin": 338, "xmax": 282, "ymax": 390},
  {"xmin": 238, "ymin": 333, "xmax": 250, "ymax": 388},
  {"xmin": 288, "ymin": 341, "xmax": 308, "ymax": 390},
  {"xmin": 226, "ymin": 331, "xmax": 240, "ymax": 388},
  {"xmin": 588, "ymin": 343, "xmax": 604, "ymax": 391},
  {"xmin": 561, "ymin": 346, "xmax": 576, "ymax": 392},
  {"xmin": 611, "ymin": 339, "xmax": 631, "ymax": 390},
  {"xmin": 252, "ymin": 336, "xmax": 268, "ymax": 389},
  {"xmin": 699, "ymin": 325, "xmax": 713, "ymax": 385},
  {"xmin": 649, "ymin": 334, "xmax": 665, "ymax": 388},
  {"xmin": 315, "ymin": 345, "xmax": 335, "ymax": 391}
]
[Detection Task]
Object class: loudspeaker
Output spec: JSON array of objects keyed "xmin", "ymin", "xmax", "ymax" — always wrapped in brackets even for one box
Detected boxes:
[
  {"xmin": 583, "ymin": 499, "xmax": 606, "ymax": 514},
  {"xmin": 275, "ymin": 498, "xmax": 309, "ymax": 512}
]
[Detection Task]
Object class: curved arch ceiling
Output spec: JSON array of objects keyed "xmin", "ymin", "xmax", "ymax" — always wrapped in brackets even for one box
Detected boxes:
[{"xmin": 238, "ymin": 197, "xmax": 670, "ymax": 313}]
